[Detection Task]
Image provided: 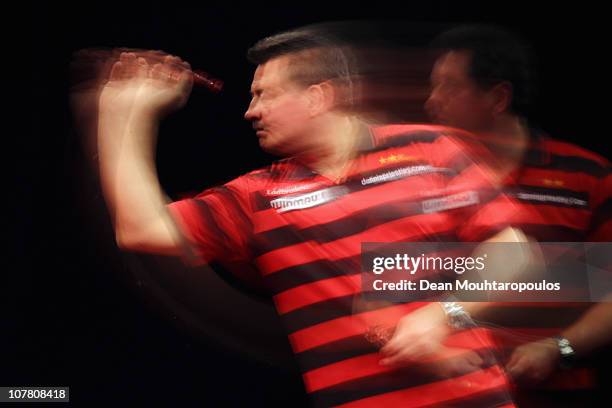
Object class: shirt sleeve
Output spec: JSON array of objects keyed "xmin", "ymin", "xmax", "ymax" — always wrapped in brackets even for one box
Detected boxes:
[{"xmin": 168, "ymin": 176, "xmax": 254, "ymax": 266}]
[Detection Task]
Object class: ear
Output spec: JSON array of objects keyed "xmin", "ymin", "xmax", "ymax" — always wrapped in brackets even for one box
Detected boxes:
[
  {"xmin": 489, "ymin": 81, "xmax": 513, "ymax": 115},
  {"xmin": 306, "ymin": 81, "xmax": 336, "ymax": 116}
]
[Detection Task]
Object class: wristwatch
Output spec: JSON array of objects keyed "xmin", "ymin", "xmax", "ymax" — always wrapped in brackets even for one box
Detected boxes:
[
  {"xmin": 440, "ymin": 302, "xmax": 475, "ymax": 329},
  {"xmin": 553, "ymin": 336, "xmax": 576, "ymax": 368}
]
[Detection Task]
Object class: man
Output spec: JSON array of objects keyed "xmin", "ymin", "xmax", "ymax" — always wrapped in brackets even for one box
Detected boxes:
[
  {"xmin": 96, "ymin": 26, "xmax": 518, "ymax": 406},
  {"xmin": 425, "ymin": 24, "xmax": 612, "ymax": 406}
]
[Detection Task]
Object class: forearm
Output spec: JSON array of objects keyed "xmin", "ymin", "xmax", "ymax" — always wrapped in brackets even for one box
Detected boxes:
[
  {"xmin": 98, "ymin": 107, "xmax": 181, "ymax": 254},
  {"xmin": 560, "ymin": 302, "xmax": 612, "ymax": 358}
]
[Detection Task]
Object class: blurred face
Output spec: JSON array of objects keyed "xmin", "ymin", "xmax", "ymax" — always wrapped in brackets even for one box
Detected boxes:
[
  {"xmin": 425, "ymin": 51, "xmax": 495, "ymax": 132},
  {"xmin": 244, "ymin": 56, "xmax": 313, "ymax": 156}
]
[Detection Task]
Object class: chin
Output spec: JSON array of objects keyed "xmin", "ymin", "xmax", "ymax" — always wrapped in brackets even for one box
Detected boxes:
[{"xmin": 258, "ymin": 138, "xmax": 284, "ymax": 157}]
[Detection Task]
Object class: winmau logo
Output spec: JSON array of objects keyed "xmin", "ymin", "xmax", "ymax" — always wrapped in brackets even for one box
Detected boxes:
[
  {"xmin": 361, "ymin": 165, "xmax": 451, "ymax": 186},
  {"xmin": 270, "ymin": 186, "xmax": 348, "ymax": 213}
]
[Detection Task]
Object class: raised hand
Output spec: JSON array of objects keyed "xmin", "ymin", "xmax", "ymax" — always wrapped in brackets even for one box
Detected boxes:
[{"xmin": 99, "ymin": 51, "xmax": 194, "ymax": 119}]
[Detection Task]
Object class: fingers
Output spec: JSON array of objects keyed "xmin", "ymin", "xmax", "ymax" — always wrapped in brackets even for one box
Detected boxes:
[
  {"xmin": 108, "ymin": 50, "xmax": 192, "ymax": 84},
  {"xmin": 380, "ymin": 329, "xmax": 435, "ymax": 360},
  {"xmin": 380, "ymin": 346, "xmax": 485, "ymax": 375},
  {"xmin": 379, "ymin": 323, "xmax": 411, "ymax": 357},
  {"xmin": 380, "ymin": 337, "xmax": 436, "ymax": 366},
  {"xmin": 505, "ymin": 351, "xmax": 536, "ymax": 381},
  {"xmin": 107, "ymin": 52, "xmax": 144, "ymax": 81},
  {"xmin": 119, "ymin": 52, "xmax": 138, "ymax": 78},
  {"xmin": 379, "ymin": 352, "xmax": 407, "ymax": 367},
  {"xmin": 505, "ymin": 349, "xmax": 521, "ymax": 370},
  {"xmin": 380, "ymin": 342, "xmax": 421, "ymax": 366},
  {"xmin": 379, "ymin": 336, "xmax": 398, "ymax": 357},
  {"xmin": 136, "ymin": 57, "xmax": 148, "ymax": 78},
  {"xmin": 108, "ymin": 61, "xmax": 124, "ymax": 82},
  {"xmin": 159, "ymin": 55, "xmax": 187, "ymax": 81},
  {"xmin": 380, "ymin": 341, "xmax": 421, "ymax": 361},
  {"xmin": 151, "ymin": 63, "xmax": 165, "ymax": 81},
  {"xmin": 165, "ymin": 54, "xmax": 191, "ymax": 70}
]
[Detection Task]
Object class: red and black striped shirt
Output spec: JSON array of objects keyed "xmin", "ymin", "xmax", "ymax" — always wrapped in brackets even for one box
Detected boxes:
[
  {"xmin": 169, "ymin": 124, "xmax": 515, "ymax": 407},
  {"xmin": 457, "ymin": 131, "xmax": 611, "ymax": 393}
]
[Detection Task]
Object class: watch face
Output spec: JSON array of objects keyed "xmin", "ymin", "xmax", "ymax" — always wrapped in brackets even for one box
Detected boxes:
[{"xmin": 556, "ymin": 337, "xmax": 575, "ymax": 357}]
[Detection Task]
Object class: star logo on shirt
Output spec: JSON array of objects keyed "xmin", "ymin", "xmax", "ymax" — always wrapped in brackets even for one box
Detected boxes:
[
  {"xmin": 542, "ymin": 178, "xmax": 564, "ymax": 187},
  {"xmin": 378, "ymin": 154, "xmax": 417, "ymax": 165}
]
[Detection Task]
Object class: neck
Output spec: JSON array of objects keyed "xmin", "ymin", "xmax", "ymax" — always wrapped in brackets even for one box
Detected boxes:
[
  {"xmin": 476, "ymin": 114, "xmax": 530, "ymax": 181},
  {"xmin": 481, "ymin": 114, "xmax": 530, "ymax": 158},
  {"xmin": 296, "ymin": 114, "xmax": 363, "ymax": 180}
]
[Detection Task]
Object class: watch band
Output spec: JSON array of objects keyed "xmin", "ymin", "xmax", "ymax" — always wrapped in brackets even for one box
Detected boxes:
[
  {"xmin": 440, "ymin": 302, "xmax": 475, "ymax": 329},
  {"xmin": 554, "ymin": 336, "xmax": 576, "ymax": 368}
]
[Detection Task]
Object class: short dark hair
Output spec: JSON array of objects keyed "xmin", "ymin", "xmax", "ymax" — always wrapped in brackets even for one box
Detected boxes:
[
  {"xmin": 431, "ymin": 24, "xmax": 536, "ymax": 117},
  {"xmin": 247, "ymin": 26, "xmax": 355, "ymax": 106}
]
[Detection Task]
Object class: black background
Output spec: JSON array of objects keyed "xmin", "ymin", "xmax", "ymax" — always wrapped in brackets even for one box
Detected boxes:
[{"xmin": 18, "ymin": 1, "xmax": 611, "ymax": 406}]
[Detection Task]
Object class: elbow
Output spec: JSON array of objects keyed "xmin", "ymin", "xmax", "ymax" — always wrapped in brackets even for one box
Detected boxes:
[
  {"xmin": 115, "ymin": 230, "xmax": 134, "ymax": 251},
  {"xmin": 113, "ymin": 220, "xmax": 182, "ymax": 256},
  {"xmin": 115, "ymin": 227, "xmax": 143, "ymax": 252}
]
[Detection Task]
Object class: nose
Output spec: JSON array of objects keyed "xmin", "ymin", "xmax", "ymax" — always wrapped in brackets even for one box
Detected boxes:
[{"xmin": 244, "ymin": 99, "xmax": 260, "ymax": 122}]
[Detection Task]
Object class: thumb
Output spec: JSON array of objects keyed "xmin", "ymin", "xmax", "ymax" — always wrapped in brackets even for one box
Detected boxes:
[{"xmin": 177, "ymin": 70, "xmax": 194, "ymax": 96}]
